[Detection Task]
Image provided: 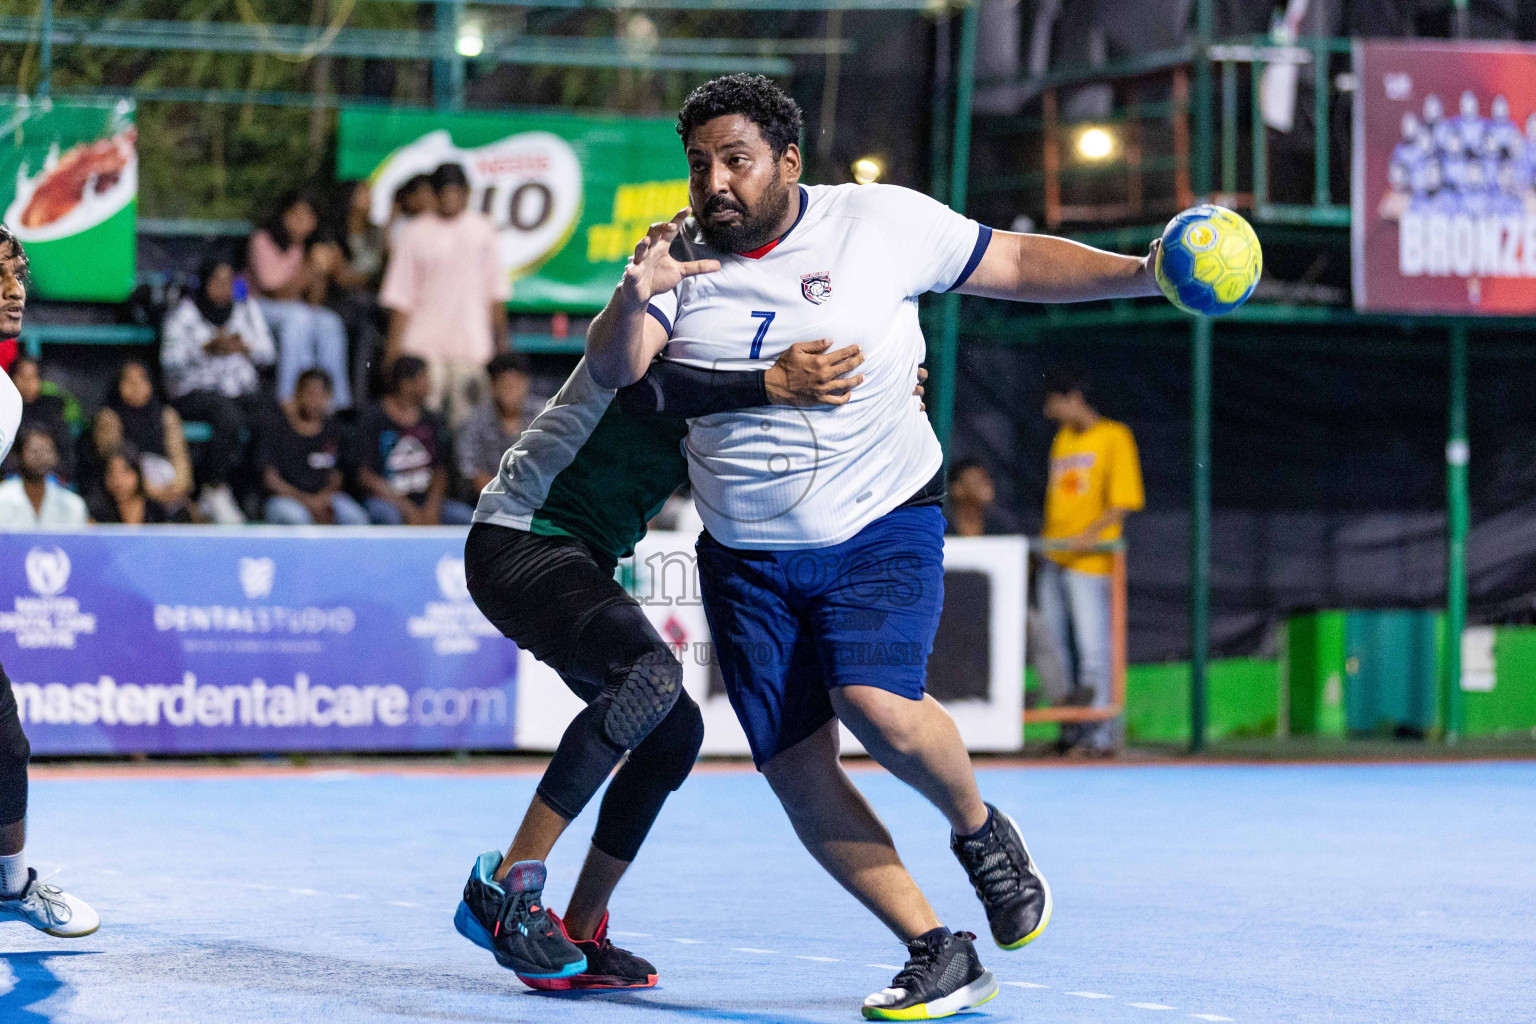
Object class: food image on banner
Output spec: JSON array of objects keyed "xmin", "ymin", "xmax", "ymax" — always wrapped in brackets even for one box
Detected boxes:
[
  {"xmin": 0, "ymin": 98, "xmax": 137, "ymax": 302},
  {"xmin": 1352, "ymin": 40, "xmax": 1536, "ymax": 314},
  {"xmin": 0, "ymin": 528, "xmax": 517, "ymax": 756},
  {"xmin": 337, "ymin": 109, "xmax": 688, "ymax": 312}
]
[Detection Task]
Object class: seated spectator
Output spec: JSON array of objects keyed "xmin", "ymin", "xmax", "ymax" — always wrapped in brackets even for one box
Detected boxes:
[
  {"xmin": 456, "ymin": 352, "xmax": 534, "ymax": 495},
  {"xmin": 339, "ymin": 180, "xmax": 387, "ymax": 288},
  {"xmin": 160, "ymin": 255, "xmax": 277, "ymax": 524},
  {"xmin": 0, "ymin": 427, "xmax": 87, "ymax": 526},
  {"xmin": 3, "ymin": 355, "xmax": 75, "ymax": 485},
  {"xmin": 259, "ymin": 368, "xmax": 368, "ymax": 526},
  {"xmin": 321, "ymin": 181, "xmax": 390, "ymax": 407},
  {"xmin": 380, "ymin": 162, "xmax": 510, "ymax": 428},
  {"xmin": 356, "ymin": 356, "xmax": 473, "ymax": 526},
  {"xmin": 93, "ymin": 360, "xmax": 193, "ymax": 515},
  {"xmin": 86, "ymin": 445, "xmax": 186, "ymax": 525},
  {"xmin": 247, "ymin": 191, "xmax": 352, "ymax": 408}
]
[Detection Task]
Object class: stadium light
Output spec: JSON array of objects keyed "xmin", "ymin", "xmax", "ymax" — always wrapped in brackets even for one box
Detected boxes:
[
  {"xmin": 456, "ymin": 20, "xmax": 485, "ymax": 58},
  {"xmin": 851, "ymin": 156, "xmax": 884, "ymax": 184},
  {"xmin": 1076, "ymin": 126, "xmax": 1116, "ymax": 161}
]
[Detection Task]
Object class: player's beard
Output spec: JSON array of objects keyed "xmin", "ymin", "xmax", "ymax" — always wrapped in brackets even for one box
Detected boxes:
[{"xmin": 697, "ymin": 178, "xmax": 793, "ymax": 254}]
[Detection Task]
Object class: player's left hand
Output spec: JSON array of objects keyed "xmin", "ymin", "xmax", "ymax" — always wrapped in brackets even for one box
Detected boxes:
[{"xmin": 914, "ymin": 366, "xmax": 928, "ymax": 410}]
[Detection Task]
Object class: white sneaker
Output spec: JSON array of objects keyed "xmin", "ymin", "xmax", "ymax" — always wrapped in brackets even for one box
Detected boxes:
[
  {"xmin": 0, "ymin": 869, "xmax": 100, "ymax": 937},
  {"xmin": 199, "ymin": 484, "xmax": 246, "ymax": 525}
]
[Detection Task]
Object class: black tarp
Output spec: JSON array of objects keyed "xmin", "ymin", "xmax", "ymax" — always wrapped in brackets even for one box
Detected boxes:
[{"xmin": 950, "ymin": 320, "xmax": 1536, "ymax": 661}]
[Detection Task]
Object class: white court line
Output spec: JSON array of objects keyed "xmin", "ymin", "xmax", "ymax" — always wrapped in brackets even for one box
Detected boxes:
[
  {"xmin": 868, "ymin": 964, "xmax": 903, "ymax": 970},
  {"xmin": 1004, "ymin": 982, "xmax": 1049, "ymax": 989},
  {"xmin": 1189, "ymin": 1016, "xmax": 1233, "ymax": 1022},
  {"xmin": 795, "ymin": 955, "xmax": 841, "ymax": 962},
  {"xmin": 731, "ymin": 947, "xmax": 779, "ymax": 954},
  {"xmin": 669, "ymin": 938, "xmax": 704, "ymax": 944},
  {"xmin": 387, "ymin": 901, "xmax": 419, "ymax": 908},
  {"xmin": 1067, "ymin": 991, "xmax": 1115, "ymax": 999},
  {"xmin": 288, "ymin": 888, "xmax": 319, "ymax": 896},
  {"xmin": 1129, "ymin": 1003, "xmax": 1175, "ymax": 1010},
  {"xmin": 611, "ymin": 931, "xmax": 653, "ymax": 938}
]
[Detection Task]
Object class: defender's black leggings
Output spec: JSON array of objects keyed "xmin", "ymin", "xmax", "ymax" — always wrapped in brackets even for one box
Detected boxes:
[
  {"xmin": 465, "ymin": 524, "xmax": 703, "ymax": 862},
  {"xmin": 0, "ymin": 667, "xmax": 30, "ymax": 827}
]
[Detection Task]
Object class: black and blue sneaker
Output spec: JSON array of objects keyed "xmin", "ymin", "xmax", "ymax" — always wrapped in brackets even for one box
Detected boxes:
[{"xmin": 454, "ymin": 852, "xmax": 587, "ymax": 981}]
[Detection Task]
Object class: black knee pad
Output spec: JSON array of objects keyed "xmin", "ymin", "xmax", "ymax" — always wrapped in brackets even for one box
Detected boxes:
[
  {"xmin": 602, "ymin": 649, "xmax": 685, "ymax": 750},
  {"xmin": 626, "ymin": 691, "xmax": 704, "ymax": 793}
]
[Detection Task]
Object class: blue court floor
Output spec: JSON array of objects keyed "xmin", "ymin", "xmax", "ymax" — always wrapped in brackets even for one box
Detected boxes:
[{"xmin": 1, "ymin": 760, "xmax": 1532, "ymax": 1024}]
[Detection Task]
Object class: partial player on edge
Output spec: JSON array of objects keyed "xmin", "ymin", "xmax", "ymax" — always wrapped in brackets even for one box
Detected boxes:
[{"xmin": 0, "ymin": 222, "xmax": 100, "ymax": 940}]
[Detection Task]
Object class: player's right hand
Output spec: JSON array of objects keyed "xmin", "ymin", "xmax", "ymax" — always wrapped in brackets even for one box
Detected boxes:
[
  {"xmin": 765, "ymin": 339, "xmax": 865, "ymax": 407},
  {"xmin": 621, "ymin": 208, "xmax": 722, "ymax": 306}
]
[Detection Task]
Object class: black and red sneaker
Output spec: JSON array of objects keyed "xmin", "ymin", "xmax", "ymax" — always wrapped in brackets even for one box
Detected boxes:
[{"xmin": 518, "ymin": 911, "xmax": 659, "ymax": 990}]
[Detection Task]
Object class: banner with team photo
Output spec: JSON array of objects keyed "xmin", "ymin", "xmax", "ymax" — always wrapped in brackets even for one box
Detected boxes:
[
  {"xmin": 0, "ymin": 528, "xmax": 517, "ymax": 755},
  {"xmin": 1352, "ymin": 40, "xmax": 1536, "ymax": 314},
  {"xmin": 0, "ymin": 97, "xmax": 137, "ymax": 301},
  {"xmin": 336, "ymin": 108, "xmax": 687, "ymax": 313}
]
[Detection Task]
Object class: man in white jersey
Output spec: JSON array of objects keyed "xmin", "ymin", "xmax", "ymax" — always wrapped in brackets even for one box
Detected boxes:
[
  {"xmin": 587, "ymin": 75, "xmax": 1162, "ymax": 1020},
  {"xmin": 0, "ymin": 224, "xmax": 100, "ymax": 939}
]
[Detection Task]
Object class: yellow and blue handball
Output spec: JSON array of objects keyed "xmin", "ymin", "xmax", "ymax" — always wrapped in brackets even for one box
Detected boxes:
[{"xmin": 1154, "ymin": 204, "xmax": 1262, "ymax": 316}]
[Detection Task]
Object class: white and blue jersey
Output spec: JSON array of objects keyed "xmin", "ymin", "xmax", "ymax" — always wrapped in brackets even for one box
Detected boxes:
[{"xmin": 647, "ymin": 182, "xmax": 990, "ymax": 550}]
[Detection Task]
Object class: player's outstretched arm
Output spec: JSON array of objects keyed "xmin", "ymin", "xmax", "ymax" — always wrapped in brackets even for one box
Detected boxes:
[
  {"xmin": 955, "ymin": 231, "xmax": 1161, "ymax": 303},
  {"xmin": 616, "ymin": 340, "xmax": 865, "ymax": 418},
  {"xmin": 586, "ymin": 208, "xmax": 720, "ymax": 389}
]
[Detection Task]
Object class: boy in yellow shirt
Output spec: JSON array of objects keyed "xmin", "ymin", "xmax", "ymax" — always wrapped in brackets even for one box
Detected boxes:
[{"xmin": 1039, "ymin": 367, "xmax": 1144, "ymax": 753}]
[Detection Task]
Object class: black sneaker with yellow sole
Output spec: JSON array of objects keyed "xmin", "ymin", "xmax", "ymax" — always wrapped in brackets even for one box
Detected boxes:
[
  {"xmin": 951, "ymin": 804, "xmax": 1053, "ymax": 950},
  {"xmin": 862, "ymin": 929, "xmax": 997, "ymax": 1021}
]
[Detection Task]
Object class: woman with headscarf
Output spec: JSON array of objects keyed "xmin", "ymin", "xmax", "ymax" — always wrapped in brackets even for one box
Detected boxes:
[
  {"xmin": 246, "ymin": 191, "xmax": 353, "ymax": 409},
  {"xmin": 92, "ymin": 360, "xmax": 193, "ymax": 515},
  {"xmin": 160, "ymin": 255, "xmax": 275, "ymax": 524}
]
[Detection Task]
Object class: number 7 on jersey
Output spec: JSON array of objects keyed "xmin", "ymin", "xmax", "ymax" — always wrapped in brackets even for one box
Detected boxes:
[{"xmin": 749, "ymin": 311, "xmax": 775, "ymax": 359}]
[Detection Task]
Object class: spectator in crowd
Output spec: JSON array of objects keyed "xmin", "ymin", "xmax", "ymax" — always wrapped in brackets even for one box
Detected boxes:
[
  {"xmin": 259, "ymin": 368, "xmax": 368, "ymax": 526},
  {"xmin": 339, "ymin": 180, "xmax": 387, "ymax": 288},
  {"xmin": 247, "ymin": 191, "xmax": 353, "ymax": 408},
  {"xmin": 93, "ymin": 360, "xmax": 193, "ymax": 516},
  {"xmin": 945, "ymin": 457, "xmax": 1074, "ymax": 716},
  {"xmin": 0, "ymin": 427, "xmax": 87, "ymax": 526},
  {"xmin": 322, "ymin": 181, "xmax": 390, "ymax": 406},
  {"xmin": 380, "ymin": 162, "xmax": 510, "ymax": 428},
  {"xmin": 356, "ymin": 356, "xmax": 473, "ymax": 526},
  {"xmin": 945, "ymin": 458, "xmax": 997, "ymax": 538},
  {"xmin": 456, "ymin": 351, "xmax": 534, "ymax": 495},
  {"xmin": 160, "ymin": 255, "xmax": 276, "ymax": 524},
  {"xmin": 3, "ymin": 355, "xmax": 75, "ymax": 485},
  {"xmin": 389, "ymin": 173, "xmax": 437, "ymax": 250},
  {"xmin": 1038, "ymin": 366, "xmax": 1145, "ymax": 754},
  {"xmin": 85, "ymin": 445, "xmax": 186, "ymax": 525}
]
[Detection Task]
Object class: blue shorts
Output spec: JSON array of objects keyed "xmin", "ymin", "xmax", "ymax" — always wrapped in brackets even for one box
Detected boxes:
[{"xmin": 695, "ymin": 505, "xmax": 946, "ymax": 768}]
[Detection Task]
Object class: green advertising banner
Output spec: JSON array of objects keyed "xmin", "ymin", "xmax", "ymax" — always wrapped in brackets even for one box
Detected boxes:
[
  {"xmin": 0, "ymin": 98, "xmax": 137, "ymax": 302},
  {"xmin": 337, "ymin": 108, "xmax": 690, "ymax": 313}
]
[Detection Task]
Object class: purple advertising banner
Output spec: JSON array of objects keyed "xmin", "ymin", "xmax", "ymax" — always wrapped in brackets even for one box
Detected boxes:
[{"xmin": 0, "ymin": 527, "xmax": 517, "ymax": 755}]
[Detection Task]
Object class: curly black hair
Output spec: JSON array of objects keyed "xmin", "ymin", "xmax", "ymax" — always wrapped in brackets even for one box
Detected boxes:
[
  {"xmin": 676, "ymin": 74, "xmax": 803, "ymax": 157},
  {"xmin": 0, "ymin": 222, "xmax": 29, "ymax": 278}
]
